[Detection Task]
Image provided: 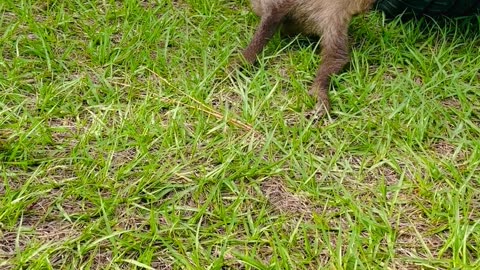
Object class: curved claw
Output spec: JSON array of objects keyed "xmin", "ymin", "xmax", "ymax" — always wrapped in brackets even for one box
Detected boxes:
[{"xmin": 308, "ymin": 84, "xmax": 331, "ymax": 116}]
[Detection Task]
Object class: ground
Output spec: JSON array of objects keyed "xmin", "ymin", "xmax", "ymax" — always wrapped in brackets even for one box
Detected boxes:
[{"xmin": 0, "ymin": 0, "xmax": 480, "ymax": 269}]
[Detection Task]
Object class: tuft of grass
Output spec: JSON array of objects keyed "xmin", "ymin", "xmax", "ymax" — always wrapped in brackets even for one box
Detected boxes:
[{"xmin": 1, "ymin": 0, "xmax": 479, "ymax": 269}]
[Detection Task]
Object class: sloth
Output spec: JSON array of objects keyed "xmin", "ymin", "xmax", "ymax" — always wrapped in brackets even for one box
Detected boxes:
[
  {"xmin": 237, "ymin": 0, "xmax": 480, "ymax": 115},
  {"xmin": 240, "ymin": 0, "xmax": 375, "ymax": 114}
]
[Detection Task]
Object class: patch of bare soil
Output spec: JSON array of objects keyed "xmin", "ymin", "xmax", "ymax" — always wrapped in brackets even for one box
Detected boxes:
[
  {"xmin": 151, "ymin": 257, "xmax": 174, "ymax": 270},
  {"xmin": 0, "ymin": 188, "xmax": 94, "ymax": 266},
  {"xmin": 261, "ymin": 176, "xmax": 316, "ymax": 219},
  {"xmin": 0, "ymin": 220, "xmax": 80, "ymax": 267},
  {"xmin": 431, "ymin": 140, "xmax": 468, "ymax": 163},
  {"xmin": 440, "ymin": 98, "xmax": 462, "ymax": 110}
]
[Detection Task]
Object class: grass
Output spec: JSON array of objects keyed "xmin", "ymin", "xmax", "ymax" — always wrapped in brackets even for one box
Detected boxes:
[{"xmin": 0, "ymin": 0, "xmax": 479, "ymax": 269}]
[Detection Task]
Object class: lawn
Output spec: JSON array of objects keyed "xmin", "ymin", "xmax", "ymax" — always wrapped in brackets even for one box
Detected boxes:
[{"xmin": 1, "ymin": 0, "xmax": 480, "ymax": 269}]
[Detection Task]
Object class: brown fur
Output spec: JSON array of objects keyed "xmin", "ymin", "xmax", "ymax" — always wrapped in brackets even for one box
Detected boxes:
[{"xmin": 241, "ymin": 0, "xmax": 375, "ymax": 114}]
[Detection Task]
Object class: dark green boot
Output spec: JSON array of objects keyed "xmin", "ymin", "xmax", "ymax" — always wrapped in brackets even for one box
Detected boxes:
[{"xmin": 375, "ymin": 0, "xmax": 480, "ymax": 17}]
